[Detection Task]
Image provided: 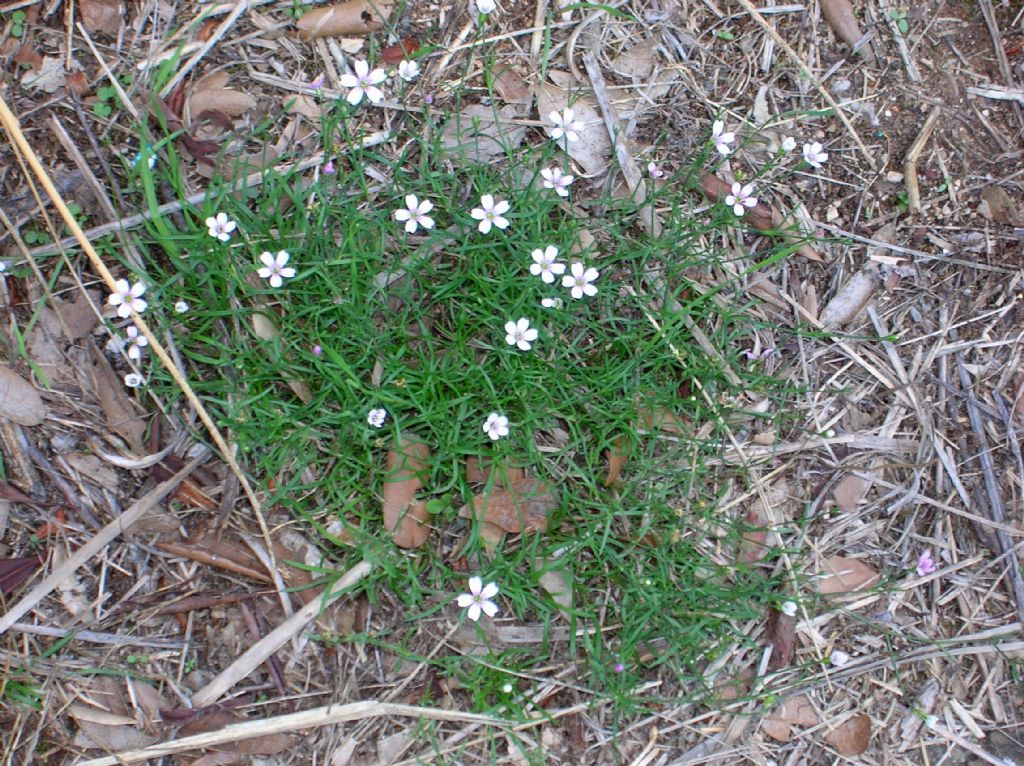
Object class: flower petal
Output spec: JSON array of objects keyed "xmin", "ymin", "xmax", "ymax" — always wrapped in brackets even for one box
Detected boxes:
[
  {"xmin": 480, "ymin": 582, "xmax": 499, "ymax": 600},
  {"xmin": 466, "ymin": 603, "xmax": 482, "ymax": 621},
  {"xmin": 480, "ymin": 600, "xmax": 498, "ymax": 618}
]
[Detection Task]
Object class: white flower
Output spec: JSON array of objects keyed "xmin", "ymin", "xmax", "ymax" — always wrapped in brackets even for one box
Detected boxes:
[
  {"xmin": 397, "ymin": 60, "xmax": 420, "ymax": 81},
  {"xmin": 540, "ymin": 296, "xmax": 563, "ymax": 309},
  {"xmin": 711, "ymin": 119, "xmax": 735, "ymax": 155},
  {"xmin": 647, "ymin": 161, "xmax": 664, "ymax": 179},
  {"xmin": 781, "ymin": 600, "xmax": 797, "ymax": 617},
  {"xmin": 367, "ymin": 408, "xmax": 388, "ymax": 428},
  {"xmin": 174, "ymin": 301, "xmax": 190, "ymax": 314},
  {"xmin": 724, "ymin": 182, "xmax": 757, "ymax": 217},
  {"xmin": 530, "ymin": 246, "xmax": 566, "ymax": 284},
  {"xmin": 205, "ymin": 212, "xmax": 236, "ymax": 242},
  {"xmin": 780, "ymin": 136, "xmax": 796, "ymax": 153},
  {"xmin": 504, "ymin": 317, "xmax": 538, "ymax": 351},
  {"xmin": 540, "ymin": 166, "xmax": 574, "ymax": 197},
  {"xmin": 802, "ymin": 141, "xmax": 828, "ymax": 168},
  {"xmin": 108, "ymin": 279, "xmax": 147, "ymax": 318},
  {"xmin": 548, "ymin": 108, "xmax": 583, "ymax": 143},
  {"xmin": 829, "ymin": 649, "xmax": 851, "ymax": 667},
  {"xmin": 456, "ymin": 576, "xmax": 499, "ymax": 621},
  {"xmin": 124, "ymin": 372, "xmax": 144, "ymax": 388},
  {"xmin": 470, "ymin": 194, "xmax": 510, "ymax": 234},
  {"xmin": 393, "ymin": 194, "xmax": 435, "ymax": 233},
  {"xmin": 339, "ymin": 59, "xmax": 387, "ymax": 106},
  {"xmin": 483, "ymin": 412, "xmax": 509, "ymax": 441},
  {"xmin": 562, "ymin": 261, "xmax": 599, "ymax": 299},
  {"xmin": 257, "ymin": 250, "xmax": 296, "ymax": 288},
  {"xmin": 0, "ymin": 261, "xmax": 8, "ymax": 273},
  {"xmin": 475, "ymin": 0, "xmax": 497, "ymax": 13},
  {"xmin": 125, "ymin": 326, "xmax": 148, "ymax": 361}
]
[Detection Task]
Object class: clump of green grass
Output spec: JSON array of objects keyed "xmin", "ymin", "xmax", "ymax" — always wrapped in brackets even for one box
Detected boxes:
[{"xmin": 108, "ymin": 50, "xmax": 809, "ymax": 722}]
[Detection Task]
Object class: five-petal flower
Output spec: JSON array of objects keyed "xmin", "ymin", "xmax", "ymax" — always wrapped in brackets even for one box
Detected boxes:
[
  {"xmin": 802, "ymin": 141, "xmax": 828, "ymax": 169},
  {"xmin": 530, "ymin": 246, "xmax": 566, "ymax": 284},
  {"xmin": 397, "ymin": 60, "xmax": 420, "ymax": 81},
  {"xmin": 916, "ymin": 550, "xmax": 936, "ymax": 577},
  {"xmin": 504, "ymin": 317, "xmax": 538, "ymax": 351},
  {"xmin": 124, "ymin": 372, "xmax": 144, "ymax": 388},
  {"xmin": 483, "ymin": 412, "xmax": 509, "ymax": 441},
  {"xmin": 339, "ymin": 59, "xmax": 387, "ymax": 106},
  {"xmin": 367, "ymin": 408, "xmax": 388, "ymax": 428},
  {"xmin": 724, "ymin": 182, "xmax": 757, "ymax": 217},
  {"xmin": 711, "ymin": 119, "xmax": 735, "ymax": 155},
  {"xmin": 125, "ymin": 326, "xmax": 148, "ymax": 360},
  {"xmin": 548, "ymin": 108, "xmax": 583, "ymax": 144},
  {"xmin": 456, "ymin": 576, "xmax": 499, "ymax": 621},
  {"xmin": 470, "ymin": 194, "xmax": 510, "ymax": 234},
  {"xmin": 206, "ymin": 213, "xmax": 236, "ymax": 242},
  {"xmin": 257, "ymin": 250, "xmax": 296, "ymax": 288},
  {"xmin": 780, "ymin": 136, "xmax": 796, "ymax": 153},
  {"xmin": 108, "ymin": 279, "xmax": 147, "ymax": 318},
  {"xmin": 540, "ymin": 167, "xmax": 574, "ymax": 197},
  {"xmin": 562, "ymin": 262, "xmax": 599, "ymax": 299},
  {"xmin": 394, "ymin": 194, "xmax": 435, "ymax": 233}
]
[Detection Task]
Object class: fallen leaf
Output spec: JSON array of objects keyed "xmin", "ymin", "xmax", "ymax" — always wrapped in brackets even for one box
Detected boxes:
[
  {"xmin": 465, "ymin": 457, "xmax": 525, "ymax": 485},
  {"xmin": 537, "ymin": 74, "xmax": 611, "ymax": 176},
  {"xmin": 832, "ymin": 473, "xmax": 871, "ymax": 513},
  {"xmin": 604, "ymin": 435, "xmax": 630, "ymax": 486},
  {"xmin": 88, "ymin": 344, "xmax": 146, "ymax": 452},
  {"xmin": 765, "ymin": 608, "xmax": 795, "ymax": 671},
  {"xmin": 54, "ymin": 290, "xmax": 101, "ymax": 339},
  {"xmin": 819, "ymin": 268, "xmax": 881, "ymax": 328},
  {"xmin": 250, "ymin": 312, "xmax": 314, "ymax": 404},
  {"xmin": 0, "ymin": 365, "xmax": 45, "ymax": 426},
  {"xmin": 383, "ymin": 434, "xmax": 432, "ymax": 548},
  {"xmin": 79, "ymin": 0, "xmax": 121, "ymax": 35},
  {"xmin": 21, "ymin": 56, "xmax": 66, "ymax": 93},
  {"xmin": 179, "ymin": 710, "xmax": 293, "ymax": 754},
  {"xmin": 638, "ymin": 406, "xmax": 687, "ymax": 434},
  {"xmin": 738, "ymin": 479, "xmax": 787, "ymax": 564},
  {"xmin": 65, "ymin": 452, "xmax": 119, "ymax": 489},
  {"xmin": 761, "ymin": 694, "xmax": 819, "ymax": 742},
  {"xmin": 980, "ymin": 186, "xmax": 1021, "ymax": 225},
  {"xmin": 379, "ymin": 37, "xmax": 418, "ymax": 65},
  {"xmin": 0, "ymin": 556, "xmax": 42, "ymax": 595},
  {"xmin": 535, "ymin": 557, "xmax": 573, "ymax": 617},
  {"xmin": 820, "ymin": 0, "xmax": 874, "ymax": 61},
  {"xmin": 825, "ymin": 713, "xmax": 871, "ymax": 755},
  {"xmin": 440, "ymin": 103, "xmax": 527, "ymax": 166},
  {"xmin": 459, "ymin": 476, "xmax": 556, "ymax": 533},
  {"xmin": 492, "ymin": 65, "xmax": 533, "ymax": 105},
  {"xmin": 377, "ymin": 730, "xmax": 412, "ymax": 765},
  {"xmin": 189, "ymin": 88, "xmax": 257, "ymax": 120},
  {"xmin": 284, "ymin": 93, "xmax": 323, "ymax": 120},
  {"xmin": 479, "ymin": 520, "xmax": 506, "ymax": 554},
  {"xmin": 296, "ymin": 0, "xmax": 396, "ymax": 40},
  {"xmin": 70, "ymin": 677, "xmax": 166, "ymax": 752},
  {"xmin": 815, "ymin": 555, "xmax": 880, "ymax": 596},
  {"xmin": 610, "ymin": 36, "xmax": 660, "ymax": 80}
]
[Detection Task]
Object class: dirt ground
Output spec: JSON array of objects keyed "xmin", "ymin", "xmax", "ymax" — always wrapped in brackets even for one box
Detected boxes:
[{"xmin": 2, "ymin": 0, "xmax": 1024, "ymax": 763}]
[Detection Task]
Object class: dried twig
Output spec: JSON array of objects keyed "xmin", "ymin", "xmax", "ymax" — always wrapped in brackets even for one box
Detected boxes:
[{"xmin": 904, "ymin": 106, "xmax": 941, "ymax": 214}]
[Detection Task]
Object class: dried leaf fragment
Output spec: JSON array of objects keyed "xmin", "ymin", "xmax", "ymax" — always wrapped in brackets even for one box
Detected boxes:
[
  {"xmin": 189, "ymin": 88, "xmax": 257, "ymax": 119},
  {"xmin": 832, "ymin": 473, "xmax": 872, "ymax": 513},
  {"xmin": 296, "ymin": 0, "xmax": 396, "ymax": 40},
  {"xmin": 819, "ymin": 268, "xmax": 881, "ymax": 328},
  {"xmin": 383, "ymin": 434, "xmax": 432, "ymax": 548},
  {"xmin": 820, "ymin": 0, "xmax": 874, "ymax": 61},
  {"xmin": 761, "ymin": 694, "xmax": 820, "ymax": 742},
  {"xmin": 604, "ymin": 435, "xmax": 630, "ymax": 486},
  {"xmin": 825, "ymin": 713, "xmax": 871, "ymax": 755},
  {"xmin": 459, "ymin": 477, "xmax": 556, "ymax": 533},
  {"xmin": 765, "ymin": 608, "xmax": 795, "ymax": 671},
  {"xmin": 0, "ymin": 365, "xmax": 45, "ymax": 426},
  {"xmin": 79, "ymin": 0, "xmax": 121, "ymax": 35},
  {"xmin": 815, "ymin": 555, "xmax": 880, "ymax": 596}
]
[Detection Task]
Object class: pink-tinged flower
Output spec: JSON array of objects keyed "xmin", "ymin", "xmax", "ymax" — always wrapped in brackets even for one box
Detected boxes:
[
  {"xmin": 916, "ymin": 550, "xmax": 936, "ymax": 577},
  {"xmin": 482, "ymin": 412, "xmax": 509, "ymax": 441},
  {"xmin": 456, "ymin": 576, "xmax": 499, "ymax": 621},
  {"xmin": 470, "ymin": 194, "xmax": 510, "ymax": 234},
  {"xmin": 108, "ymin": 279, "xmax": 147, "ymax": 318},
  {"xmin": 647, "ymin": 161, "xmax": 664, "ymax": 179},
  {"xmin": 367, "ymin": 407, "xmax": 387, "ymax": 428},
  {"xmin": 613, "ymin": 662, "xmax": 625, "ymax": 673},
  {"xmin": 339, "ymin": 59, "xmax": 387, "ymax": 106},
  {"xmin": 205, "ymin": 212, "xmax": 236, "ymax": 242},
  {"xmin": 504, "ymin": 317, "xmax": 538, "ymax": 351},
  {"xmin": 124, "ymin": 372, "xmax": 144, "ymax": 388},
  {"xmin": 312, "ymin": 344, "xmax": 322, "ymax": 356},
  {"xmin": 309, "ymin": 73, "xmax": 325, "ymax": 90},
  {"xmin": 562, "ymin": 261, "xmax": 599, "ymax": 299},
  {"xmin": 530, "ymin": 246, "xmax": 565, "ymax": 284},
  {"xmin": 475, "ymin": 0, "xmax": 497, "ymax": 14},
  {"xmin": 780, "ymin": 136, "xmax": 796, "ymax": 153},
  {"xmin": 711, "ymin": 119, "xmax": 735, "ymax": 155},
  {"xmin": 125, "ymin": 326, "xmax": 148, "ymax": 360},
  {"xmin": 829, "ymin": 649, "xmax": 851, "ymax": 667},
  {"xmin": 724, "ymin": 182, "xmax": 757, "ymax": 216},
  {"xmin": 257, "ymin": 250, "xmax": 296, "ymax": 288},
  {"xmin": 397, "ymin": 60, "xmax": 420, "ymax": 81},
  {"xmin": 548, "ymin": 108, "xmax": 583, "ymax": 143},
  {"xmin": 393, "ymin": 194, "xmax": 435, "ymax": 233},
  {"xmin": 802, "ymin": 141, "xmax": 828, "ymax": 168},
  {"xmin": 322, "ymin": 160, "xmax": 336, "ymax": 175},
  {"xmin": 540, "ymin": 166, "xmax": 574, "ymax": 197}
]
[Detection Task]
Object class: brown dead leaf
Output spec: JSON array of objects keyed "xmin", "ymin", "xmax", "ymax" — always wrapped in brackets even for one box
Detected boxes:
[
  {"xmin": 825, "ymin": 713, "xmax": 871, "ymax": 755},
  {"xmin": 765, "ymin": 608, "xmax": 795, "ymax": 671},
  {"xmin": 250, "ymin": 312, "xmax": 313, "ymax": 404},
  {"xmin": 535, "ymin": 557, "xmax": 573, "ymax": 616},
  {"xmin": 638, "ymin": 406, "xmax": 687, "ymax": 434},
  {"xmin": 179, "ymin": 710, "xmax": 293, "ymax": 754},
  {"xmin": 610, "ymin": 36, "xmax": 660, "ymax": 80},
  {"xmin": 479, "ymin": 520, "xmax": 506, "ymax": 554},
  {"xmin": 604, "ymin": 435, "xmax": 630, "ymax": 486},
  {"xmin": 492, "ymin": 65, "xmax": 533, "ymax": 105},
  {"xmin": 79, "ymin": 0, "xmax": 121, "ymax": 35},
  {"xmin": 383, "ymin": 434, "xmax": 432, "ymax": 548},
  {"xmin": 820, "ymin": 0, "xmax": 874, "ymax": 61},
  {"xmin": 0, "ymin": 556, "xmax": 42, "ymax": 595},
  {"xmin": 819, "ymin": 268, "xmax": 881, "ymax": 328},
  {"xmin": 88, "ymin": 344, "xmax": 146, "ymax": 452},
  {"xmin": 70, "ymin": 677, "xmax": 167, "ymax": 752},
  {"xmin": 54, "ymin": 290, "xmax": 101, "ymax": 339},
  {"xmin": 0, "ymin": 365, "xmax": 45, "ymax": 426},
  {"xmin": 22, "ymin": 56, "xmax": 66, "ymax": 93},
  {"xmin": 440, "ymin": 103, "xmax": 527, "ymax": 166},
  {"xmin": 465, "ymin": 457, "xmax": 525, "ymax": 485},
  {"xmin": 189, "ymin": 88, "xmax": 257, "ymax": 120},
  {"xmin": 832, "ymin": 473, "xmax": 871, "ymax": 513},
  {"xmin": 296, "ymin": 0, "xmax": 396, "ymax": 40},
  {"xmin": 979, "ymin": 186, "xmax": 1021, "ymax": 225},
  {"xmin": 815, "ymin": 555, "xmax": 881, "ymax": 596},
  {"xmin": 459, "ymin": 477, "xmax": 556, "ymax": 533},
  {"xmin": 738, "ymin": 479, "xmax": 787, "ymax": 564},
  {"xmin": 761, "ymin": 694, "xmax": 820, "ymax": 742},
  {"xmin": 379, "ymin": 37, "xmax": 418, "ymax": 65}
]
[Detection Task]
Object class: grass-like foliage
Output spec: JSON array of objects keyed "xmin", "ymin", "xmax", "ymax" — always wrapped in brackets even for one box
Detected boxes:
[{"xmin": 109, "ymin": 52, "xmax": 806, "ymax": 723}]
